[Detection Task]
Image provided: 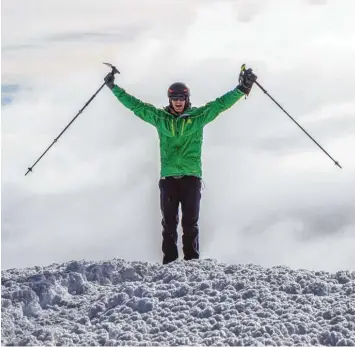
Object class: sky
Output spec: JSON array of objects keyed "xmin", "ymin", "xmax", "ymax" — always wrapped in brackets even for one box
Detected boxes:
[{"xmin": 1, "ymin": 0, "xmax": 355, "ymax": 271}]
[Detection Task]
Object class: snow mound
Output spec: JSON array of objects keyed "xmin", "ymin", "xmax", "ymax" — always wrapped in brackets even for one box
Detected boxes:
[{"xmin": 2, "ymin": 258, "xmax": 355, "ymax": 346}]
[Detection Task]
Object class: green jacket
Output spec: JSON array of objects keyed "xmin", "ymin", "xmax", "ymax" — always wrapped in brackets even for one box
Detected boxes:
[{"xmin": 111, "ymin": 85, "xmax": 245, "ymax": 178}]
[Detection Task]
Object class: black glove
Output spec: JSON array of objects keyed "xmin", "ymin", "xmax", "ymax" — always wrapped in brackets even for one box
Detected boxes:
[
  {"xmin": 238, "ymin": 67, "xmax": 257, "ymax": 95},
  {"xmin": 104, "ymin": 72, "xmax": 115, "ymax": 90}
]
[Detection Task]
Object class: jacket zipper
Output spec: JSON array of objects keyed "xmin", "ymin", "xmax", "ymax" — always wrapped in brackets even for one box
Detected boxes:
[
  {"xmin": 181, "ymin": 119, "xmax": 186, "ymax": 135},
  {"xmin": 170, "ymin": 119, "xmax": 175, "ymax": 136}
]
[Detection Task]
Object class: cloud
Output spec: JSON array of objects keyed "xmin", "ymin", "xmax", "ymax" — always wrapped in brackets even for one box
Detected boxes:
[
  {"xmin": 233, "ymin": 0, "xmax": 270, "ymax": 23},
  {"xmin": 307, "ymin": 0, "xmax": 328, "ymax": 5},
  {"xmin": 2, "ymin": 0, "xmax": 355, "ymax": 271}
]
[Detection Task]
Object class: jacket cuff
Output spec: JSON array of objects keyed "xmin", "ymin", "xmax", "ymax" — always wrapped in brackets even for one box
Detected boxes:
[
  {"xmin": 236, "ymin": 84, "xmax": 250, "ymax": 95},
  {"xmin": 112, "ymin": 85, "xmax": 127, "ymax": 96}
]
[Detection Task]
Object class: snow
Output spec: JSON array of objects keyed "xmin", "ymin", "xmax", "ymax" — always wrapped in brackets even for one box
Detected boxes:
[{"xmin": 1, "ymin": 258, "xmax": 355, "ymax": 346}]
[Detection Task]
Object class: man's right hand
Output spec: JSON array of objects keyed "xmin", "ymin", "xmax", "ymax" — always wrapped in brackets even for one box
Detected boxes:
[{"xmin": 104, "ymin": 72, "xmax": 115, "ymax": 90}]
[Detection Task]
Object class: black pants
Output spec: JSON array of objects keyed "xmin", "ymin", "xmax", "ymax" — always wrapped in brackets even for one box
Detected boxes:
[{"xmin": 159, "ymin": 175, "xmax": 202, "ymax": 264}]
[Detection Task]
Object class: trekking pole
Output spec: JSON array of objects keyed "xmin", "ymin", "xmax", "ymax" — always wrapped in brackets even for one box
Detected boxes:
[
  {"xmin": 25, "ymin": 62, "xmax": 120, "ymax": 176},
  {"xmin": 241, "ymin": 64, "xmax": 342, "ymax": 169}
]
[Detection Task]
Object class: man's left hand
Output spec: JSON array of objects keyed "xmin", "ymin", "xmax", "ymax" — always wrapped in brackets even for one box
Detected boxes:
[{"xmin": 238, "ymin": 67, "xmax": 257, "ymax": 95}]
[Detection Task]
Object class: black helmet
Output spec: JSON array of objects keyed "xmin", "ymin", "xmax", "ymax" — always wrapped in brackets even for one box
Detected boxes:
[{"xmin": 167, "ymin": 82, "xmax": 190, "ymax": 98}]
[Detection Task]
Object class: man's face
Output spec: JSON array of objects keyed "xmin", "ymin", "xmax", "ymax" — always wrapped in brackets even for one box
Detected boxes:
[{"xmin": 170, "ymin": 96, "xmax": 186, "ymax": 114}]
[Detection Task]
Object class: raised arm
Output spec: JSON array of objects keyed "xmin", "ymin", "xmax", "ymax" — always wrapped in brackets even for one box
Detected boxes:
[
  {"xmin": 104, "ymin": 73, "xmax": 161, "ymax": 127},
  {"xmin": 193, "ymin": 87, "xmax": 245, "ymax": 126},
  {"xmin": 192, "ymin": 66, "xmax": 257, "ymax": 127}
]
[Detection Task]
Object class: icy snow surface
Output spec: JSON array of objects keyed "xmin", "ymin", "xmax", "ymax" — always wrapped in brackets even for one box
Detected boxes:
[{"xmin": 2, "ymin": 258, "xmax": 355, "ymax": 346}]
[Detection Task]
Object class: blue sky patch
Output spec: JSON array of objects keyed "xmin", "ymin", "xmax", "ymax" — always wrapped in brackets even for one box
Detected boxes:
[{"xmin": 1, "ymin": 84, "xmax": 20, "ymax": 106}]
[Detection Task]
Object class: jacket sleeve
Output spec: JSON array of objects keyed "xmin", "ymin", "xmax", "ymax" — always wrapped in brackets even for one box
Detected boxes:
[
  {"xmin": 194, "ymin": 87, "xmax": 245, "ymax": 126},
  {"xmin": 111, "ymin": 85, "xmax": 160, "ymax": 127}
]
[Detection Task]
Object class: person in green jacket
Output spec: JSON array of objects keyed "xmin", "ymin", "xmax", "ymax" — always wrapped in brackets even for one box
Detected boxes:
[{"xmin": 104, "ymin": 67, "xmax": 257, "ymax": 264}]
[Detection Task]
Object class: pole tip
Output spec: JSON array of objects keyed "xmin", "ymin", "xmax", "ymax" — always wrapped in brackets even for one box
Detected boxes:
[{"xmin": 335, "ymin": 161, "xmax": 342, "ymax": 169}]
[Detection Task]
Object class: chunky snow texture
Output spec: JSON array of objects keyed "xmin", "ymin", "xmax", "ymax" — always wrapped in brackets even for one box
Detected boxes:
[{"xmin": 1, "ymin": 258, "xmax": 355, "ymax": 346}]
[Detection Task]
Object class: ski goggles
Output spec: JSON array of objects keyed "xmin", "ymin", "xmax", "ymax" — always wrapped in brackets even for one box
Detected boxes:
[{"xmin": 170, "ymin": 95, "xmax": 187, "ymax": 101}]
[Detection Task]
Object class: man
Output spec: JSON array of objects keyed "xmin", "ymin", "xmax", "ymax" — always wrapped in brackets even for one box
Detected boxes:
[{"xmin": 104, "ymin": 67, "xmax": 257, "ymax": 264}]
